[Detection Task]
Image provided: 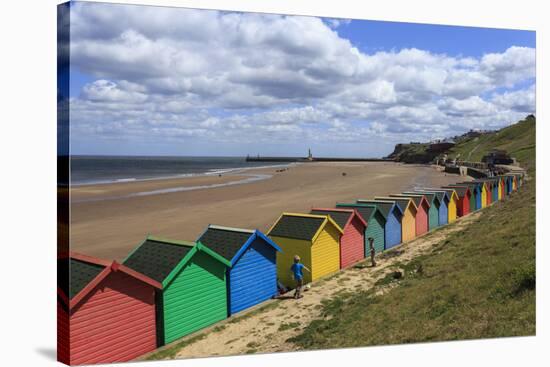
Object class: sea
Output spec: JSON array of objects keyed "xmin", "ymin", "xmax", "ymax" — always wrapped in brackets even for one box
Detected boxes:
[{"xmin": 70, "ymin": 156, "xmax": 288, "ymax": 186}]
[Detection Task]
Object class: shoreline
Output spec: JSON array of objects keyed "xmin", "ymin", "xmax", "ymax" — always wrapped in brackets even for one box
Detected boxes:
[
  {"xmin": 71, "ymin": 162, "xmax": 296, "ymax": 187},
  {"xmin": 72, "ymin": 173, "xmax": 274, "ymax": 203}
]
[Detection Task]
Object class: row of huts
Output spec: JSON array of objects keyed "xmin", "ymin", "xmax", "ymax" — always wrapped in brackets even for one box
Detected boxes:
[{"xmin": 57, "ymin": 173, "xmax": 524, "ymax": 365}]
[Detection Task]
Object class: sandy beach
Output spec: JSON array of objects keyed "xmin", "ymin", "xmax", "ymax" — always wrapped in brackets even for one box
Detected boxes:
[{"xmin": 70, "ymin": 162, "xmax": 466, "ymax": 261}]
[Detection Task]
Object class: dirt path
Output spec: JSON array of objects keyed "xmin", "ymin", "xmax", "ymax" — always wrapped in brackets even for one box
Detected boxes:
[{"xmin": 160, "ymin": 211, "xmax": 482, "ymax": 360}]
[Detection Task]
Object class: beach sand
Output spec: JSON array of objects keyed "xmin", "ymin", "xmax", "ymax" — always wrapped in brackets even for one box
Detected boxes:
[{"xmin": 70, "ymin": 162, "xmax": 467, "ymax": 261}]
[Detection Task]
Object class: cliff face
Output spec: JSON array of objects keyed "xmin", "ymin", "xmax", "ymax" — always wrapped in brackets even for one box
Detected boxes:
[{"xmin": 386, "ymin": 143, "xmax": 436, "ymax": 163}]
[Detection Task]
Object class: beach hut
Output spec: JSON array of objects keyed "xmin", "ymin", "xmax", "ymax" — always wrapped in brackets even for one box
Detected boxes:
[
  {"xmin": 511, "ymin": 174, "xmax": 518, "ymax": 191},
  {"xmin": 375, "ymin": 196, "xmax": 417, "ymax": 242},
  {"xmin": 417, "ymin": 188, "xmax": 458, "ymax": 222},
  {"xmin": 448, "ymin": 184, "xmax": 476, "ymax": 213},
  {"xmin": 353, "ymin": 200, "xmax": 403, "ymax": 249},
  {"xmin": 267, "ymin": 213, "xmax": 343, "ymax": 288},
  {"xmin": 310, "ymin": 208, "xmax": 367, "ymax": 268},
  {"xmin": 403, "ymin": 191, "xmax": 441, "ymax": 230},
  {"xmin": 390, "ymin": 194, "xmax": 430, "ymax": 236},
  {"xmin": 123, "ymin": 236, "xmax": 230, "ymax": 345},
  {"xmin": 483, "ymin": 178, "xmax": 499, "ymax": 203},
  {"xmin": 440, "ymin": 188, "xmax": 458, "ymax": 222},
  {"xmin": 497, "ymin": 176, "xmax": 505, "ymax": 200},
  {"xmin": 57, "ymin": 252, "xmax": 162, "ymax": 365},
  {"xmin": 442, "ymin": 186, "xmax": 471, "ymax": 217},
  {"xmin": 492, "ymin": 178, "xmax": 500, "ymax": 201},
  {"xmin": 197, "ymin": 225, "xmax": 281, "ymax": 316},
  {"xmin": 504, "ymin": 175, "xmax": 514, "ymax": 194},
  {"xmin": 415, "ymin": 190, "xmax": 449, "ymax": 226},
  {"xmin": 507, "ymin": 173, "xmax": 523, "ymax": 191},
  {"xmin": 474, "ymin": 181, "xmax": 491, "ymax": 207},
  {"xmin": 457, "ymin": 182, "xmax": 482, "ymax": 210},
  {"xmin": 462, "ymin": 181, "xmax": 487, "ymax": 208},
  {"xmin": 335, "ymin": 203, "xmax": 387, "ymax": 254},
  {"xmin": 486, "ymin": 180, "xmax": 494, "ymax": 205},
  {"xmin": 516, "ymin": 173, "xmax": 524, "ymax": 187}
]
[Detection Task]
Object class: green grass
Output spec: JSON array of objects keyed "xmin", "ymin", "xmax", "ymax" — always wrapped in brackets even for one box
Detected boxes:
[
  {"xmin": 448, "ymin": 115, "xmax": 536, "ymax": 171},
  {"xmin": 278, "ymin": 322, "xmax": 301, "ymax": 331},
  {"xmin": 289, "ymin": 175, "xmax": 535, "ymax": 349},
  {"xmin": 389, "ymin": 115, "xmax": 536, "ymax": 168}
]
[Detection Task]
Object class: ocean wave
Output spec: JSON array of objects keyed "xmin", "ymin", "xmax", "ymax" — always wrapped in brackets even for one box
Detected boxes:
[
  {"xmin": 71, "ymin": 162, "xmax": 296, "ymax": 187},
  {"xmin": 72, "ymin": 173, "xmax": 274, "ymax": 203}
]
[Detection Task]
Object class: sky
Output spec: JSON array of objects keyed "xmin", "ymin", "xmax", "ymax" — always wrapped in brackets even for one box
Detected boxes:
[{"xmin": 65, "ymin": 2, "xmax": 536, "ymax": 157}]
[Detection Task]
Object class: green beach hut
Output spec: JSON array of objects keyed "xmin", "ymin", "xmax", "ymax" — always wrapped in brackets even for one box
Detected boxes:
[
  {"xmin": 123, "ymin": 236, "xmax": 231, "ymax": 346},
  {"xmin": 335, "ymin": 203, "xmax": 386, "ymax": 254},
  {"xmin": 403, "ymin": 191, "xmax": 441, "ymax": 231}
]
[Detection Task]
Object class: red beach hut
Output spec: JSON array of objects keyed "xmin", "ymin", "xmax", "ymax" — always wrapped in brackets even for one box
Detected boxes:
[
  {"xmin": 442, "ymin": 185, "xmax": 471, "ymax": 217},
  {"xmin": 310, "ymin": 208, "xmax": 367, "ymax": 268},
  {"xmin": 390, "ymin": 194, "xmax": 430, "ymax": 236},
  {"xmin": 57, "ymin": 252, "xmax": 162, "ymax": 365}
]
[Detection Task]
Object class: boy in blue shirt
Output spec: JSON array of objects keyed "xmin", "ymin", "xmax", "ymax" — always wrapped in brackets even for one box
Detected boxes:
[{"xmin": 290, "ymin": 255, "xmax": 310, "ymax": 299}]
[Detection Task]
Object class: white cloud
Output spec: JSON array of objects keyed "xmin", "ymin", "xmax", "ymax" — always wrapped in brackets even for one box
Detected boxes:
[
  {"xmin": 80, "ymin": 80, "xmax": 148, "ymax": 103},
  {"xmin": 491, "ymin": 85, "xmax": 536, "ymax": 112},
  {"xmin": 67, "ymin": 2, "xmax": 536, "ymax": 156},
  {"xmin": 480, "ymin": 46, "xmax": 536, "ymax": 86}
]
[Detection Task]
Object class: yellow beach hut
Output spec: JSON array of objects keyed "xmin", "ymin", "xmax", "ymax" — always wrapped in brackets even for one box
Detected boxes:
[
  {"xmin": 441, "ymin": 188, "xmax": 459, "ymax": 222},
  {"xmin": 418, "ymin": 188, "xmax": 459, "ymax": 223},
  {"xmin": 375, "ymin": 197, "xmax": 417, "ymax": 242},
  {"xmin": 267, "ymin": 213, "xmax": 343, "ymax": 288},
  {"xmin": 478, "ymin": 182, "xmax": 489, "ymax": 208}
]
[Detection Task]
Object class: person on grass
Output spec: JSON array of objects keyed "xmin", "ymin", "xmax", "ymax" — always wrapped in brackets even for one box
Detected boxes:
[{"xmin": 290, "ymin": 255, "xmax": 310, "ymax": 299}]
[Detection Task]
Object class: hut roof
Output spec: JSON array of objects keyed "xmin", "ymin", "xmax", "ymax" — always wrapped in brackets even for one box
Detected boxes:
[
  {"xmin": 310, "ymin": 209, "xmax": 351, "ymax": 229},
  {"xmin": 58, "ymin": 258, "xmax": 106, "ymax": 300},
  {"xmin": 198, "ymin": 226, "xmax": 253, "ymax": 262},
  {"xmin": 335, "ymin": 203, "xmax": 384, "ymax": 222},
  {"xmin": 415, "ymin": 189, "xmax": 449, "ymax": 203},
  {"xmin": 268, "ymin": 213, "xmax": 343, "ymax": 241},
  {"xmin": 355, "ymin": 200, "xmax": 403, "ymax": 218},
  {"xmin": 402, "ymin": 191, "xmax": 440, "ymax": 207},
  {"xmin": 197, "ymin": 225, "xmax": 280, "ymax": 263},
  {"xmin": 123, "ymin": 237, "xmax": 195, "ymax": 283},
  {"xmin": 390, "ymin": 194, "xmax": 429, "ymax": 208},
  {"xmin": 375, "ymin": 197, "xmax": 416, "ymax": 213},
  {"xmin": 58, "ymin": 252, "xmax": 162, "ymax": 310},
  {"xmin": 443, "ymin": 185, "xmax": 470, "ymax": 197}
]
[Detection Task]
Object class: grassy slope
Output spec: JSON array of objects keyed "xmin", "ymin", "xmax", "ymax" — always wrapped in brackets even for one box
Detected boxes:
[
  {"xmin": 389, "ymin": 115, "xmax": 536, "ymax": 167},
  {"xmin": 448, "ymin": 115, "xmax": 536, "ymax": 170},
  {"xmin": 290, "ymin": 133, "xmax": 535, "ymax": 349}
]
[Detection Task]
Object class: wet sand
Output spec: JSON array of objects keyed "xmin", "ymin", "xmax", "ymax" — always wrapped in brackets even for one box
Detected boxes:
[{"xmin": 70, "ymin": 162, "xmax": 465, "ymax": 261}]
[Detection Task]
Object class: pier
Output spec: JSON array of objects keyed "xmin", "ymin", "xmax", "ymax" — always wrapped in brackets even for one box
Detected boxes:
[{"xmin": 246, "ymin": 149, "xmax": 393, "ymax": 163}]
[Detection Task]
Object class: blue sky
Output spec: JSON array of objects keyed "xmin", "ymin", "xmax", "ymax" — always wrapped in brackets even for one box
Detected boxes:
[
  {"xmin": 65, "ymin": 2, "xmax": 536, "ymax": 157},
  {"xmin": 334, "ymin": 20, "xmax": 535, "ymax": 57}
]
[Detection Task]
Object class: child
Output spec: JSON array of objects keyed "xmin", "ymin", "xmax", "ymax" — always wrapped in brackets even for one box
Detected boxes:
[
  {"xmin": 368, "ymin": 237, "xmax": 377, "ymax": 267},
  {"xmin": 290, "ymin": 255, "xmax": 310, "ymax": 299}
]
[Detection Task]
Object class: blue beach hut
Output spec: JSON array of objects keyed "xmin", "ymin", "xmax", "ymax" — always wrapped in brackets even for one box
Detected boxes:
[
  {"xmin": 458, "ymin": 182, "xmax": 482, "ymax": 210},
  {"xmin": 197, "ymin": 225, "xmax": 281, "ymax": 316},
  {"xmin": 414, "ymin": 189, "xmax": 449, "ymax": 226},
  {"xmin": 354, "ymin": 200, "xmax": 403, "ymax": 249}
]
